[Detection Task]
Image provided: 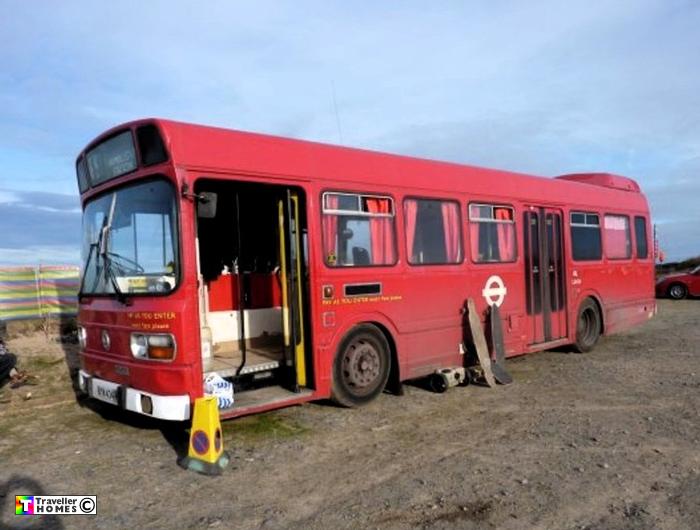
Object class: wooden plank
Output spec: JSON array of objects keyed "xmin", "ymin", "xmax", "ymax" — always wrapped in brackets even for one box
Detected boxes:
[
  {"xmin": 490, "ymin": 304, "xmax": 513, "ymax": 384},
  {"xmin": 467, "ymin": 298, "xmax": 496, "ymax": 387}
]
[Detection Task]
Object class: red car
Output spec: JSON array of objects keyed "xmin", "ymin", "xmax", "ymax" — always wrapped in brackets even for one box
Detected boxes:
[{"xmin": 656, "ymin": 265, "xmax": 700, "ymax": 299}]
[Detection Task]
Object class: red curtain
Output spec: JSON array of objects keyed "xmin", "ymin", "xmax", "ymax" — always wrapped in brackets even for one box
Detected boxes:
[
  {"xmin": 404, "ymin": 199, "xmax": 418, "ymax": 262},
  {"xmin": 496, "ymin": 208, "xmax": 515, "ymax": 261},
  {"xmin": 366, "ymin": 198, "xmax": 395, "ymax": 265},
  {"xmin": 322, "ymin": 195, "xmax": 339, "ymax": 264},
  {"xmin": 441, "ymin": 202, "xmax": 461, "ymax": 262},
  {"xmin": 469, "ymin": 223, "xmax": 481, "ymax": 261}
]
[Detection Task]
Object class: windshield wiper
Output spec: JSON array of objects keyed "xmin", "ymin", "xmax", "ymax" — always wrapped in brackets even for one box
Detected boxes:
[
  {"xmin": 97, "ymin": 193, "xmax": 131, "ymax": 305},
  {"xmin": 78, "ymin": 213, "xmax": 109, "ymax": 300},
  {"xmin": 103, "ymin": 252, "xmax": 131, "ymax": 305},
  {"xmin": 77, "ymin": 242, "xmax": 97, "ymax": 301}
]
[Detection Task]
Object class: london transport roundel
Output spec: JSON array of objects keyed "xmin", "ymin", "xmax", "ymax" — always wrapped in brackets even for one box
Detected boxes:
[{"xmin": 482, "ymin": 275, "xmax": 507, "ymax": 307}]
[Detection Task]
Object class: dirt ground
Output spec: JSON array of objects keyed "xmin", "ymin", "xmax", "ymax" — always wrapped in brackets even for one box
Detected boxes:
[{"xmin": 1, "ymin": 300, "xmax": 699, "ymax": 530}]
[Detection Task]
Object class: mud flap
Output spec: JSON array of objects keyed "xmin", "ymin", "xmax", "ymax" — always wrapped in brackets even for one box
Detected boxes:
[
  {"xmin": 467, "ymin": 298, "xmax": 496, "ymax": 387},
  {"xmin": 489, "ymin": 304, "xmax": 513, "ymax": 385}
]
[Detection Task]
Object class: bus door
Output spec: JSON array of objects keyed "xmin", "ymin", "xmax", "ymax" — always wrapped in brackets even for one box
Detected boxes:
[
  {"xmin": 277, "ymin": 190, "xmax": 308, "ymax": 392},
  {"xmin": 523, "ymin": 207, "xmax": 567, "ymax": 344}
]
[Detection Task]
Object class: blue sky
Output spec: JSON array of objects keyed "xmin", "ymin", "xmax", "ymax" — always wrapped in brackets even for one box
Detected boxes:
[{"xmin": 1, "ymin": 0, "xmax": 698, "ymax": 264}]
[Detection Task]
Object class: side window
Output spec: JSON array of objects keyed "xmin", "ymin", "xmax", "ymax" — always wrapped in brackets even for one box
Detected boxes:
[
  {"xmin": 322, "ymin": 192, "xmax": 396, "ymax": 267},
  {"xmin": 404, "ymin": 198, "xmax": 462, "ymax": 265},
  {"xmin": 570, "ymin": 212, "xmax": 602, "ymax": 261},
  {"xmin": 604, "ymin": 214, "xmax": 632, "ymax": 260},
  {"xmin": 634, "ymin": 216, "xmax": 648, "ymax": 259},
  {"xmin": 468, "ymin": 204, "xmax": 516, "ymax": 263}
]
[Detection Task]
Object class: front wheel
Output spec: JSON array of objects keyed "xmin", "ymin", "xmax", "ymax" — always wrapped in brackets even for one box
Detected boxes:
[
  {"xmin": 331, "ymin": 325, "xmax": 391, "ymax": 407},
  {"xmin": 668, "ymin": 283, "xmax": 687, "ymax": 300},
  {"xmin": 574, "ymin": 298, "xmax": 602, "ymax": 353}
]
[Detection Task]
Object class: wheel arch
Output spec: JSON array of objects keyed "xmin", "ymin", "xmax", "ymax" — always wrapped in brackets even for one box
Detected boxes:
[
  {"xmin": 329, "ymin": 312, "xmax": 402, "ymax": 392},
  {"xmin": 573, "ymin": 289, "xmax": 606, "ymax": 335},
  {"xmin": 667, "ymin": 281, "xmax": 688, "ymax": 297},
  {"xmin": 364, "ymin": 321, "xmax": 401, "ymax": 395}
]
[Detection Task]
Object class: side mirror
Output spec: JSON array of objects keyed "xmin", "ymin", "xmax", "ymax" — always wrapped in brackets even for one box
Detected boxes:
[{"xmin": 197, "ymin": 192, "xmax": 218, "ymax": 218}]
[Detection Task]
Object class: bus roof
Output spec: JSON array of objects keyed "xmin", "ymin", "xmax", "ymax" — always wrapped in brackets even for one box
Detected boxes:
[{"xmin": 80, "ymin": 118, "xmax": 649, "ymax": 212}]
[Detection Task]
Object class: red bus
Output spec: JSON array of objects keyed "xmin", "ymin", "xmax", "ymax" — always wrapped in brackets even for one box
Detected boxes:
[{"xmin": 75, "ymin": 119, "xmax": 655, "ymax": 421}]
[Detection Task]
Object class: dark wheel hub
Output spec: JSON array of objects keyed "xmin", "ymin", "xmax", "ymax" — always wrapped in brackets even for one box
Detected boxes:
[
  {"xmin": 670, "ymin": 285, "xmax": 685, "ymax": 299},
  {"xmin": 342, "ymin": 340, "xmax": 381, "ymax": 390},
  {"xmin": 578, "ymin": 308, "xmax": 598, "ymax": 345}
]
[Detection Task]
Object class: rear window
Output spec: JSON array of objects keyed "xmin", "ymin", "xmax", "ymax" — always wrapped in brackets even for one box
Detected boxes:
[
  {"xmin": 634, "ymin": 216, "xmax": 648, "ymax": 259},
  {"xmin": 604, "ymin": 214, "xmax": 632, "ymax": 260}
]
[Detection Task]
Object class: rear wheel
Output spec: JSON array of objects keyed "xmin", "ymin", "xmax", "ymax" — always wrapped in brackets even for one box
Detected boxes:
[
  {"xmin": 574, "ymin": 298, "xmax": 602, "ymax": 353},
  {"xmin": 331, "ymin": 325, "xmax": 390, "ymax": 407},
  {"xmin": 668, "ymin": 283, "xmax": 687, "ymax": 300}
]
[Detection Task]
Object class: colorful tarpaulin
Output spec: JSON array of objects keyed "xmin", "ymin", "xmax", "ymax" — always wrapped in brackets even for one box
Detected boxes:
[{"xmin": 0, "ymin": 266, "xmax": 79, "ymax": 321}]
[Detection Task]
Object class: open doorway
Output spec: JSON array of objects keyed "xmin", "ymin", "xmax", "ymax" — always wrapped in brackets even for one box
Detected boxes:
[{"xmin": 195, "ymin": 180, "xmax": 310, "ymax": 403}]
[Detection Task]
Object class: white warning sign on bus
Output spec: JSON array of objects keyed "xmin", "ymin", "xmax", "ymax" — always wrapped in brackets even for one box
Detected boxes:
[{"xmin": 482, "ymin": 275, "xmax": 507, "ymax": 307}]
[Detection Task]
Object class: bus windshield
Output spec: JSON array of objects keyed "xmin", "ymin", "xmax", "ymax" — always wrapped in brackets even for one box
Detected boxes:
[{"xmin": 80, "ymin": 179, "xmax": 179, "ymax": 296}]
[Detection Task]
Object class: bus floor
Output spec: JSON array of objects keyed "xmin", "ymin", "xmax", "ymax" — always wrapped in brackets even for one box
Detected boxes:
[{"xmin": 203, "ymin": 342, "xmax": 284, "ymax": 378}]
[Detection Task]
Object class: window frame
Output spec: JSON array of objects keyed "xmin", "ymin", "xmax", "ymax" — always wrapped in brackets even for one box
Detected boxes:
[
  {"xmin": 320, "ymin": 190, "xmax": 398, "ymax": 269},
  {"xmin": 634, "ymin": 215, "xmax": 649, "ymax": 260},
  {"xmin": 322, "ymin": 191, "xmax": 395, "ymax": 218},
  {"xmin": 84, "ymin": 129, "xmax": 140, "ymax": 188},
  {"xmin": 603, "ymin": 213, "xmax": 633, "ymax": 261},
  {"xmin": 403, "ymin": 196, "xmax": 464, "ymax": 266},
  {"xmin": 467, "ymin": 202, "xmax": 518, "ymax": 264},
  {"xmin": 79, "ymin": 175, "xmax": 182, "ymax": 298},
  {"xmin": 569, "ymin": 210, "xmax": 603, "ymax": 262}
]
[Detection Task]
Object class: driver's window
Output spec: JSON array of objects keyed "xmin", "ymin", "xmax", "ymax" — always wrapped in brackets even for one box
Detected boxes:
[
  {"xmin": 134, "ymin": 213, "xmax": 175, "ymax": 273},
  {"xmin": 109, "ymin": 214, "xmax": 137, "ymax": 266}
]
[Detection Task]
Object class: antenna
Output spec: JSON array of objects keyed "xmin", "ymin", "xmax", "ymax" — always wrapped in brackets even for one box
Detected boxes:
[{"xmin": 330, "ymin": 80, "xmax": 344, "ymax": 144}]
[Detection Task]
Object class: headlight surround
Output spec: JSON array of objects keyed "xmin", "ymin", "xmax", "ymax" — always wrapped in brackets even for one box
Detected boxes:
[
  {"xmin": 130, "ymin": 333, "xmax": 176, "ymax": 361},
  {"xmin": 77, "ymin": 325, "xmax": 87, "ymax": 349}
]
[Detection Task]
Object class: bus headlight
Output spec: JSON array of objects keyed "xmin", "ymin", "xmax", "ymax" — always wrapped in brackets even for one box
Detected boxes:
[
  {"xmin": 77, "ymin": 325, "xmax": 87, "ymax": 350},
  {"xmin": 130, "ymin": 333, "xmax": 176, "ymax": 361}
]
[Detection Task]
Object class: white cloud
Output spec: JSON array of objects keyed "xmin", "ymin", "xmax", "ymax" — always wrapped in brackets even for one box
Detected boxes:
[
  {"xmin": 0, "ymin": 246, "xmax": 79, "ymax": 266},
  {"xmin": 0, "ymin": 190, "xmax": 19, "ymax": 204}
]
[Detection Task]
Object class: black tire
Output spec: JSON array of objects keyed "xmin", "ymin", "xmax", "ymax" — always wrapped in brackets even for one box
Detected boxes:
[
  {"xmin": 331, "ymin": 324, "xmax": 391, "ymax": 407},
  {"xmin": 668, "ymin": 283, "xmax": 688, "ymax": 300},
  {"xmin": 574, "ymin": 298, "xmax": 602, "ymax": 353}
]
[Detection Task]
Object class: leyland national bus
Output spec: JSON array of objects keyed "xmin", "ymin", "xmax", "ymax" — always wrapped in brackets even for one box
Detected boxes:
[{"xmin": 75, "ymin": 119, "xmax": 655, "ymax": 421}]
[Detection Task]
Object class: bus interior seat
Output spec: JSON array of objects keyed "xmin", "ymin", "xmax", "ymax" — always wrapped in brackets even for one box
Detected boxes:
[{"xmin": 352, "ymin": 246, "xmax": 370, "ymax": 265}]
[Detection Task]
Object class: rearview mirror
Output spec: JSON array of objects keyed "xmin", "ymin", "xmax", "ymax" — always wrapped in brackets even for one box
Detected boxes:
[{"xmin": 197, "ymin": 192, "xmax": 218, "ymax": 218}]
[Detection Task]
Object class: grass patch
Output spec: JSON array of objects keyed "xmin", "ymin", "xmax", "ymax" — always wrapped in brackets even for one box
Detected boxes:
[
  {"xmin": 25, "ymin": 355, "xmax": 65, "ymax": 370},
  {"xmin": 224, "ymin": 412, "xmax": 309, "ymax": 442}
]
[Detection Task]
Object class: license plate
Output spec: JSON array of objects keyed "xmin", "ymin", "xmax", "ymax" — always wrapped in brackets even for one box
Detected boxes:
[{"xmin": 91, "ymin": 378, "xmax": 120, "ymax": 406}]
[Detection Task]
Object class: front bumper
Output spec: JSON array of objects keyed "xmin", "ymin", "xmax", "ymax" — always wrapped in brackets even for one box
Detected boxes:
[{"xmin": 78, "ymin": 370, "xmax": 190, "ymax": 421}]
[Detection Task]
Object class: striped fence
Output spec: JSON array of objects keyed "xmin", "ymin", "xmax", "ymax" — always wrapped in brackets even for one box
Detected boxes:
[{"xmin": 0, "ymin": 266, "xmax": 80, "ymax": 321}]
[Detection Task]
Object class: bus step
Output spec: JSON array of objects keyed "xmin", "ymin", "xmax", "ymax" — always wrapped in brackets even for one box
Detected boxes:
[
  {"xmin": 238, "ymin": 361, "xmax": 280, "ymax": 376},
  {"xmin": 204, "ymin": 360, "xmax": 280, "ymax": 379},
  {"xmin": 219, "ymin": 386, "xmax": 314, "ymax": 416}
]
